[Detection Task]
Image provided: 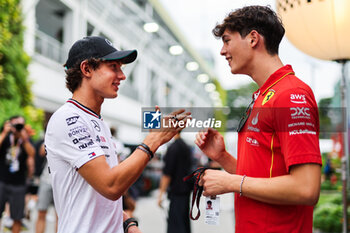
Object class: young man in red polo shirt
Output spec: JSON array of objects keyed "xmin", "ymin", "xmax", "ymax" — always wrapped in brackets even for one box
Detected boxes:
[{"xmin": 195, "ymin": 5, "xmax": 322, "ymax": 233}]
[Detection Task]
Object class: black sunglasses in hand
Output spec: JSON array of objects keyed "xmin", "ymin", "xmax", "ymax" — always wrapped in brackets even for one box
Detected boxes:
[{"xmin": 237, "ymin": 98, "xmax": 255, "ymax": 132}]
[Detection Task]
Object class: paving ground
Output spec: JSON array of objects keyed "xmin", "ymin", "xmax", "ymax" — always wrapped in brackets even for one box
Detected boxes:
[{"xmin": 0, "ymin": 191, "xmax": 235, "ymax": 233}]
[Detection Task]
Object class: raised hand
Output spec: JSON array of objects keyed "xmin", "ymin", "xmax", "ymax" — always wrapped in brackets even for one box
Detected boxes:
[
  {"xmin": 195, "ymin": 128, "xmax": 226, "ymax": 162},
  {"xmin": 144, "ymin": 107, "xmax": 191, "ymax": 151}
]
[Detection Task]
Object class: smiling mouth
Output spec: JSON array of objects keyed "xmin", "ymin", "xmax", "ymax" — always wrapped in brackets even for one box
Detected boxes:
[{"xmin": 112, "ymin": 83, "xmax": 119, "ymax": 90}]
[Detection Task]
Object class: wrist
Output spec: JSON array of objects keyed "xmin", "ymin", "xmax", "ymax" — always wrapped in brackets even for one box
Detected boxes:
[
  {"xmin": 216, "ymin": 150, "xmax": 229, "ymax": 164},
  {"xmin": 0, "ymin": 131, "xmax": 8, "ymax": 137},
  {"xmin": 137, "ymin": 143, "xmax": 154, "ymax": 160},
  {"xmin": 123, "ymin": 217, "xmax": 138, "ymax": 233},
  {"xmin": 22, "ymin": 138, "xmax": 30, "ymax": 143},
  {"xmin": 231, "ymin": 174, "xmax": 244, "ymax": 193},
  {"xmin": 125, "ymin": 223, "xmax": 137, "ymax": 233},
  {"xmin": 142, "ymin": 135, "xmax": 160, "ymax": 154}
]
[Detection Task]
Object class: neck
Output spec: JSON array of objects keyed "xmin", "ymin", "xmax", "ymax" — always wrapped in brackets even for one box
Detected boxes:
[
  {"xmin": 72, "ymin": 91, "xmax": 103, "ymax": 115},
  {"xmin": 249, "ymin": 54, "xmax": 284, "ymax": 88}
]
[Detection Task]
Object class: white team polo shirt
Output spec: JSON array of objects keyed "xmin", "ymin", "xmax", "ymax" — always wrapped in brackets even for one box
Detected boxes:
[{"xmin": 45, "ymin": 99, "xmax": 123, "ymax": 233}]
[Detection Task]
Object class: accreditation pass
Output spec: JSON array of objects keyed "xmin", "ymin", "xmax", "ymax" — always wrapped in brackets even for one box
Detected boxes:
[{"xmin": 205, "ymin": 196, "xmax": 220, "ymax": 225}]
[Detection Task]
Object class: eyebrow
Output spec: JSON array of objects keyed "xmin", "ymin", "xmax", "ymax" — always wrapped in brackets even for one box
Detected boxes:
[
  {"xmin": 106, "ymin": 60, "xmax": 123, "ymax": 65},
  {"xmin": 222, "ymin": 35, "xmax": 229, "ymax": 41}
]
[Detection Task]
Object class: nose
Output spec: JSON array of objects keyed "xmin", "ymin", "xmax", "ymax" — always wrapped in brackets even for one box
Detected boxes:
[
  {"xmin": 220, "ymin": 45, "xmax": 226, "ymax": 56},
  {"xmin": 117, "ymin": 69, "xmax": 126, "ymax": 81}
]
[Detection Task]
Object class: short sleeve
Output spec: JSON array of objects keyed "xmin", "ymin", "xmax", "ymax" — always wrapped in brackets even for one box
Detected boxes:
[
  {"xmin": 45, "ymin": 110, "xmax": 105, "ymax": 170},
  {"xmin": 273, "ymin": 88, "xmax": 322, "ymax": 171}
]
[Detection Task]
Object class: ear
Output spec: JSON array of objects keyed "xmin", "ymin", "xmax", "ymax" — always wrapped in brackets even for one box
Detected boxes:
[
  {"xmin": 248, "ymin": 30, "xmax": 260, "ymax": 48},
  {"xmin": 80, "ymin": 60, "xmax": 92, "ymax": 77}
]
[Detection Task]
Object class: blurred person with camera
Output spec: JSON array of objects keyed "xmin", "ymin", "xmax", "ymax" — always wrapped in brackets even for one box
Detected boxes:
[{"xmin": 0, "ymin": 116, "xmax": 35, "ymax": 233}]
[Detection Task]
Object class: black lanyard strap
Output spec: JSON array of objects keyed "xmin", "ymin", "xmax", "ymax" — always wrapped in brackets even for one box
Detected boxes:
[{"xmin": 183, "ymin": 167, "xmax": 219, "ymax": 220}]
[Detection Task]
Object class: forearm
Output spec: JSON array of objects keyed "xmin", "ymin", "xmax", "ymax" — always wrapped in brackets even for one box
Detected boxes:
[
  {"xmin": 23, "ymin": 140, "xmax": 35, "ymax": 159},
  {"xmin": 26, "ymin": 156, "xmax": 35, "ymax": 178},
  {"xmin": 79, "ymin": 132, "xmax": 178, "ymax": 200},
  {"xmin": 216, "ymin": 151, "xmax": 237, "ymax": 174},
  {"xmin": 159, "ymin": 175, "xmax": 170, "ymax": 193},
  {"xmin": 238, "ymin": 164, "xmax": 321, "ymax": 205},
  {"xmin": 23, "ymin": 141, "xmax": 35, "ymax": 178},
  {"xmin": 108, "ymin": 149, "xmax": 150, "ymax": 199},
  {"xmin": 0, "ymin": 132, "xmax": 7, "ymax": 146},
  {"xmin": 158, "ymin": 175, "xmax": 170, "ymax": 205},
  {"xmin": 202, "ymin": 164, "xmax": 321, "ymax": 206}
]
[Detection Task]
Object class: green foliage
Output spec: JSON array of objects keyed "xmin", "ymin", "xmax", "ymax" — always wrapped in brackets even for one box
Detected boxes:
[
  {"xmin": 225, "ymin": 82, "xmax": 258, "ymax": 131},
  {"xmin": 0, "ymin": 0, "xmax": 31, "ymax": 105},
  {"xmin": 0, "ymin": 0, "xmax": 43, "ymax": 139},
  {"xmin": 226, "ymin": 82, "xmax": 258, "ymax": 108},
  {"xmin": 314, "ymin": 193, "xmax": 350, "ymax": 233},
  {"xmin": 314, "ymin": 202, "xmax": 343, "ymax": 232},
  {"xmin": 321, "ymin": 180, "xmax": 342, "ymax": 191},
  {"xmin": 213, "ymin": 79, "xmax": 228, "ymax": 133},
  {"xmin": 318, "ymin": 97, "xmax": 333, "ymax": 138}
]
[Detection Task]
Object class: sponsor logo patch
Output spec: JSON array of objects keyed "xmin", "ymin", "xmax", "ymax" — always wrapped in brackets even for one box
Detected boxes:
[
  {"xmin": 96, "ymin": 135, "xmax": 106, "ymax": 143},
  {"xmin": 290, "ymin": 107, "xmax": 310, "ymax": 119},
  {"xmin": 290, "ymin": 94, "xmax": 307, "ymax": 104},
  {"xmin": 91, "ymin": 120, "xmax": 101, "ymax": 132},
  {"xmin": 68, "ymin": 126, "xmax": 88, "ymax": 137},
  {"xmin": 88, "ymin": 152, "xmax": 97, "ymax": 159},
  {"xmin": 251, "ymin": 112, "xmax": 259, "ymax": 125},
  {"xmin": 72, "ymin": 135, "xmax": 91, "ymax": 144},
  {"xmin": 289, "ymin": 129, "xmax": 316, "ymax": 136},
  {"xmin": 262, "ymin": 90, "xmax": 275, "ymax": 105},
  {"xmin": 66, "ymin": 116, "xmax": 79, "ymax": 126},
  {"xmin": 78, "ymin": 139, "xmax": 94, "ymax": 150},
  {"xmin": 247, "ymin": 126, "xmax": 260, "ymax": 132},
  {"xmin": 288, "ymin": 122, "xmax": 305, "ymax": 128},
  {"xmin": 246, "ymin": 137, "xmax": 259, "ymax": 146}
]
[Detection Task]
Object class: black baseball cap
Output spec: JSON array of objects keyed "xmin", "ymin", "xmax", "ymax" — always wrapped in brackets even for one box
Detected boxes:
[{"xmin": 64, "ymin": 36, "xmax": 137, "ymax": 69}]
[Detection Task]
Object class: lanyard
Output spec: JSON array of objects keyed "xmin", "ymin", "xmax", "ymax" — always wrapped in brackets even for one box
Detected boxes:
[
  {"xmin": 183, "ymin": 167, "xmax": 219, "ymax": 220},
  {"xmin": 9, "ymin": 134, "xmax": 21, "ymax": 160}
]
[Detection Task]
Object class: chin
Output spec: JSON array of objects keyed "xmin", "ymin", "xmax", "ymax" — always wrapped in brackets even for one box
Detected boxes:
[
  {"xmin": 231, "ymin": 68, "xmax": 238, "ymax": 74},
  {"xmin": 230, "ymin": 66, "xmax": 243, "ymax": 75},
  {"xmin": 105, "ymin": 93, "xmax": 118, "ymax": 99}
]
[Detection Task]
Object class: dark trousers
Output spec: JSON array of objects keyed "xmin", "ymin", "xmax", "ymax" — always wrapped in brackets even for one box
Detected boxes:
[{"xmin": 167, "ymin": 194, "xmax": 191, "ymax": 233}]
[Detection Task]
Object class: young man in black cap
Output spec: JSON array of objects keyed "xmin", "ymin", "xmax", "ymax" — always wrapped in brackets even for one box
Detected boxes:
[{"xmin": 45, "ymin": 36, "xmax": 189, "ymax": 233}]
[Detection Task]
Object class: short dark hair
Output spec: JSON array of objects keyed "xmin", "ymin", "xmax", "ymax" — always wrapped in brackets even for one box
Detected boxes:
[
  {"xmin": 65, "ymin": 58, "xmax": 103, "ymax": 93},
  {"xmin": 212, "ymin": 5, "xmax": 285, "ymax": 55},
  {"xmin": 9, "ymin": 115, "xmax": 25, "ymax": 122}
]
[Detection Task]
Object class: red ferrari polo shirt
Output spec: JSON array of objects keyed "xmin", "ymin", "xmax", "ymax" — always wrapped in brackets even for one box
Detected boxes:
[{"xmin": 235, "ymin": 65, "xmax": 322, "ymax": 233}]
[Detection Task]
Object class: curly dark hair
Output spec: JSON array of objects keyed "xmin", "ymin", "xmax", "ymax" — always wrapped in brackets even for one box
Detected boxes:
[
  {"xmin": 212, "ymin": 5, "xmax": 285, "ymax": 55},
  {"xmin": 64, "ymin": 58, "xmax": 103, "ymax": 93}
]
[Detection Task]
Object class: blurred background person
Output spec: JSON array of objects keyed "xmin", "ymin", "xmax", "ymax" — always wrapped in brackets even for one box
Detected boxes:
[
  {"xmin": 158, "ymin": 132, "xmax": 194, "ymax": 233},
  {"xmin": 111, "ymin": 126, "xmax": 137, "ymax": 217},
  {"xmin": 35, "ymin": 138, "xmax": 57, "ymax": 233},
  {"xmin": 0, "ymin": 116, "xmax": 35, "ymax": 233}
]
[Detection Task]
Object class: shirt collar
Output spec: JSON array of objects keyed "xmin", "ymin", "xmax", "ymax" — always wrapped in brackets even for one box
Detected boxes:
[
  {"xmin": 67, "ymin": 98, "xmax": 101, "ymax": 119},
  {"xmin": 259, "ymin": 65, "xmax": 295, "ymax": 96}
]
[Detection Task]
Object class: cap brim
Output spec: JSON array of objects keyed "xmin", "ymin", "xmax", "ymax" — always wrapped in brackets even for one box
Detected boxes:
[{"xmin": 102, "ymin": 50, "xmax": 137, "ymax": 64}]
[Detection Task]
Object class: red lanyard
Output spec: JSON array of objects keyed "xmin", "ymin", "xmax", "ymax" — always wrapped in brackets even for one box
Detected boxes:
[{"xmin": 183, "ymin": 167, "xmax": 219, "ymax": 220}]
